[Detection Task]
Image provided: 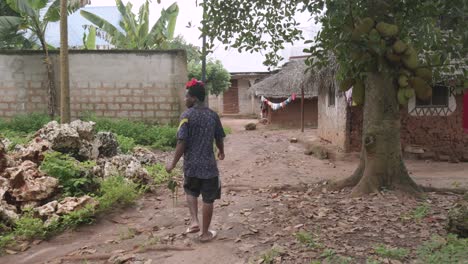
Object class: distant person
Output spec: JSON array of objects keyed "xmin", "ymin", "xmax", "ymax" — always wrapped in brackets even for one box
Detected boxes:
[{"xmin": 166, "ymin": 78, "xmax": 225, "ymax": 242}]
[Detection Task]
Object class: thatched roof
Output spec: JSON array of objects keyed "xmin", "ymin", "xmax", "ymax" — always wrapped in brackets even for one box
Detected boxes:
[{"xmin": 251, "ymin": 59, "xmax": 321, "ymax": 99}]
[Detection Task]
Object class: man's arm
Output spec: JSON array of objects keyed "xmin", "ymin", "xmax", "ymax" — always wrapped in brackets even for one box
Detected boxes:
[
  {"xmin": 215, "ymin": 138, "xmax": 224, "ymax": 160},
  {"xmin": 166, "ymin": 140, "xmax": 186, "ymax": 173}
]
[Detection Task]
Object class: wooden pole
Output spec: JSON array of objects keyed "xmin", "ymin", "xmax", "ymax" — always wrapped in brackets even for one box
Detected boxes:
[
  {"xmin": 301, "ymin": 85, "xmax": 305, "ymax": 133},
  {"xmin": 60, "ymin": 0, "xmax": 71, "ymax": 123}
]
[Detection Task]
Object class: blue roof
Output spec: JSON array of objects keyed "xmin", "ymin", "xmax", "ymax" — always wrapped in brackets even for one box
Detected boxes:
[{"xmin": 45, "ymin": 6, "xmax": 122, "ymax": 48}]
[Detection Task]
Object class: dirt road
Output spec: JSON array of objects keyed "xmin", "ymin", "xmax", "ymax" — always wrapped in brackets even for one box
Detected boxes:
[{"xmin": 2, "ymin": 118, "xmax": 467, "ymax": 264}]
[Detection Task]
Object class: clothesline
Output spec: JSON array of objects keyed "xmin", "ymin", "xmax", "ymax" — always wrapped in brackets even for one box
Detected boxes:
[{"xmin": 261, "ymin": 93, "xmax": 297, "ymax": 111}]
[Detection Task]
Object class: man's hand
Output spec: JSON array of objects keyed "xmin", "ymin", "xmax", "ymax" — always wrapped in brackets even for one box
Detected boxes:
[
  {"xmin": 165, "ymin": 162, "xmax": 175, "ymax": 173},
  {"xmin": 217, "ymin": 152, "xmax": 225, "ymax": 161}
]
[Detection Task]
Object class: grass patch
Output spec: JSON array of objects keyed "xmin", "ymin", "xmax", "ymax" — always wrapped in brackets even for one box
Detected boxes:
[
  {"xmin": 416, "ymin": 234, "xmax": 468, "ymax": 264},
  {"xmin": 401, "ymin": 202, "xmax": 431, "ymax": 221},
  {"xmin": 97, "ymin": 175, "xmax": 142, "ymax": 212},
  {"xmin": 40, "ymin": 151, "xmax": 98, "ymax": 197},
  {"xmin": 295, "ymin": 231, "xmax": 322, "ymax": 248},
  {"xmin": 83, "ymin": 115, "xmax": 177, "ymax": 150},
  {"xmin": 374, "ymin": 244, "xmax": 409, "ymax": 260},
  {"xmin": 259, "ymin": 248, "xmax": 280, "ymax": 264},
  {"xmin": 0, "ymin": 113, "xmax": 51, "ymax": 134},
  {"xmin": 223, "ymin": 126, "xmax": 232, "ymax": 135},
  {"xmin": 145, "ymin": 163, "xmax": 181, "ymax": 185}
]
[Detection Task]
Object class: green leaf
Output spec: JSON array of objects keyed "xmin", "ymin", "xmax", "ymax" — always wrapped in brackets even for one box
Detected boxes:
[
  {"xmin": 0, "ymin": 15, "xmax": 21, "ymax": 35},
  {"xmin": 80, "ymin": 9, "xmax": 126, "ymax": 46}
]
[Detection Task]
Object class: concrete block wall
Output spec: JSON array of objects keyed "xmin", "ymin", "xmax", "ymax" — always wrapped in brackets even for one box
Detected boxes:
[{"xmin": 0, "ymin": 50, "xmax": 187, "ymax": 124}]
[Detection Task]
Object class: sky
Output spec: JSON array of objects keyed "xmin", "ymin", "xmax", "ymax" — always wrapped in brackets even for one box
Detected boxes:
[{"xmin": 89, "ymin": 0, "xmax": 320, "ymax": 72}]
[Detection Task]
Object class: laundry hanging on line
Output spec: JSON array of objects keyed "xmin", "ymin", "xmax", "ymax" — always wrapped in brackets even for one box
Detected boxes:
[{"xmin": 261, "ymin": 93, "xmax": 297, "ymax": 111}]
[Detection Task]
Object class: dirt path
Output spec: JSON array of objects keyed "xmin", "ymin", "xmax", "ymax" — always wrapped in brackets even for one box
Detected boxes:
[{"xmin": 2, "ymin": 118, "xmax": 467, "ymax": 264}]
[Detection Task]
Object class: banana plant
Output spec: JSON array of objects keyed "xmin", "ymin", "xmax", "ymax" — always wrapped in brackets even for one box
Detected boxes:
[
  {"xmin": 0, "ymin": 0, "xmax": 89, "ymax": 118},
  {"xmin": 80, "ymin": 0, "xmax": 179, "ymax": 49},
  {"xmin": 82, "ymin": 25, "xmax": 96, "ymax": 50}
]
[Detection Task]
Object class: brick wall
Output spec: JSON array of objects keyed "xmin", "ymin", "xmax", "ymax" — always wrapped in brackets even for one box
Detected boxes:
[
  {"xmin": 0, "ymin": 50, "xmax": 187, "ymax": 124},
  {"xmin": 348, "ymin": 94, "xmax": 468, "ymax": 157},
  {"xmin": 267, "ymin": 98, "xmax": 318, "ymax": 128}
]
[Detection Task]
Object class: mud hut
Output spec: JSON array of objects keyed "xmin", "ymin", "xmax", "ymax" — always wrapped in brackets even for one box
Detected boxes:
[{"xmin": 251, "ymin": 59, "xmax": 320, "ymax": 128}]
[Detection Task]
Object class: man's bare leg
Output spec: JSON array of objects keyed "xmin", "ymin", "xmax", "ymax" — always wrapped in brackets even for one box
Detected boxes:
[
  {"xmin": 200, "ymin": 202, "xmax": 214, "ymax": 240},
  {"xmin": 186, "ymin": 194, "xmax": 199, "ymax": 231}
]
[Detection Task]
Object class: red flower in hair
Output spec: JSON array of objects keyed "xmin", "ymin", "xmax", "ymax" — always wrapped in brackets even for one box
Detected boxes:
[{"xmin": 186, "ymin": 78, "xmax": 198, "ymax": 88}]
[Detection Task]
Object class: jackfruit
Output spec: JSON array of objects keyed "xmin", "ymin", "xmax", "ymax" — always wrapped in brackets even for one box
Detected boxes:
[
  {"xmin": 353, "ymin": 80, "xmax": 365, "ymax": 105},
  {"xmin": 404, "ymin": 88, "xmax": 415, "ymax": 99},
  {"xmin": 339, "ymin": 78, "xmax": 355, "ymax": 92},
  {"xmin": 410, "ymin": 77, "xmax": 432, "ymax": 101},
  {"xmin": 386, "ymin": 50, "xmax": 401, "ymax": 63},
  {"xmin": 376, "ymin": 22, "xmax": 398, "ymax": 38},
  {"xmin": 351, "ymin": 17, "xmax": 375, "ymax": 41},
  {"xmin": 398, "ymin": 89, "xmax": 408, "ymax": 105},
  {"xmin": 398, "ymin": 75, "xmax": 408, "ymax": 87},
  {"xmin": 368, "ymin": 29, "xmax": 381, "ymax": 43},
  {"xmin": 415, "ymin": 67, "xmax": 432, "ymax": 82},
  {"xmin": 402, "ymin": 47, "xmax": 418, "ymax": 70},
  {"xmin": 392, "ymin": 40, "xmax": 407, "ymax": 54}
]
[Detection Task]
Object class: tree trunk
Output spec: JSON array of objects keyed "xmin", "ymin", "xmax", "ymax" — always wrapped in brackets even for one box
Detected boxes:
[
  {"xmin": 60, "ymin": 0, "xmax": 71, "ymax": 123},
  {"xmin": 39, "ymin": 36, "xmax": 56, "ymax": 119},
  {"xmin": 334, "ymin": 72, "xmax": 421, "ymax": 196}
]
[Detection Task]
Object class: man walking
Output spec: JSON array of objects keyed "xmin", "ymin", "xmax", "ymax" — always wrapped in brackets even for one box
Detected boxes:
[{"xmin": 166, "ymin": 78, "xmax": 225, "ymax": 242}]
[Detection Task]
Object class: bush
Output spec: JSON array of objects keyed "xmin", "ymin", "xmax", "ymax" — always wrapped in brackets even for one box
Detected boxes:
[
  {"xmin": 145, "ymin": 163, "xmax": 181, "ymax": 185},
  {"xmin": 374, "ymin": 244, "xmax": 409, "ymax": 260},
  {"xmin": 0, "ymin": 130, "xmax": 33, "ymax": 151},
  {"xmin": 417, "ymin": 234, "xmax": 468, "ymax": 263},
  {"xmin": 97, "ymin": 176, "xmax": 141, "ymax": 212},
  {"xmin": 13, "ymin": 211, "xmax": 47, "ymax": 240},
  {"xmin": 40, "ymin": 152, "xmax": 98, "ymax": 197},
  {"xmin": 0, "ymin": 113, "xmax": 51, "ymax": 134},
  {"xmin": 116, "ymin": 134, "xmax": 136, "ymax": 153},
  {"xmin": 83, "ymin": 115, "xmax": 177, "ymax": 150}
]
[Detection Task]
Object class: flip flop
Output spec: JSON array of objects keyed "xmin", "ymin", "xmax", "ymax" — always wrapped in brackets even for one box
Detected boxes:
[
  {"xmin": 185, "ymin": 226, "xmax": 200, "ymax": 234},
  {"xmin": 199, "ymin": 230, "xmax": 217, "ymax": 242}
]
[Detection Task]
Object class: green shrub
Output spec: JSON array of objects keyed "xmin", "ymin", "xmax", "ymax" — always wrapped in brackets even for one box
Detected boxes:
[
  {"xmin": 0, "ymin": 113, "xmax": 51, "ymax": 134},
  {"xmin": 0, "ymin": 234, "xmax": 15, "ymax": 252},
  {"xmin": 40, "ymin": 151, "xmax": 98, "ymax": 196},
  {"xmin": 83, "ymin": 115, "xmax": 177, "ymax": 150},
  {"xmin": 223, "ymin": 126, "xmax": 232, "ymax": 135},
  {"xmin": 13, "ymin": 212, "xmax": 47, "ymax": 240},
  {"xmin": 145, "ymin": 163, "xmax": 181, "ymax": 185},
  {"xmin": 0, "ymin": 130, "xmax": 34, "ymax": 151},
  {"xmin": 295, "ymin": 231, "xmax": 322, "ymax": 248},
  {"xmin": 374, "ymin": 244, "xmax": 409, "ymax": 260},
  {"xmin": 417, "ymin": 234, "xmax": 468, "ymax": 263},
  {"xmin": 97, "ymin": 176, "xmax": 141, "ymax": 212},
  {"xmin": 116, "ymin": 134, "xmax": 136, "ymax": 153}
]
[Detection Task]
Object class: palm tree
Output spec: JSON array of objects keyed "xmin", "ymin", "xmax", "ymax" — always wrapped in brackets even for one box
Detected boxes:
[
  {"xmin": 80, "ymin": 0, "xmax": 179, "ymax": 49},
  {"xmin": 0, "ymin": 0, "xmax": 88, "ymax": 118}
]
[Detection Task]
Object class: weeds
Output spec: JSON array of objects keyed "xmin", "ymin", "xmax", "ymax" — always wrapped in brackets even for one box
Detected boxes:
[
  {"xmin": 401, "ymin": 203, "xmax": 431, "ymax": 221},
  {"xmin": 97, "ymin": 175, "xmax": 142, "ymax": 212},
  {"xmin": 259, "ymin": 248, "xmax": 280, "ymax": 264},
  {"xmin": 119, "ymin": 227, "xmax": 136, "ymax": 240},
  {"xmin": 40, "ymin": 152, "xmax": 98, "ymax": 197},
  {"xmin": 0, "ymin": 113, "xmax": 51, "ymax": 134},
  {"xmin": 373, "ymin": 244, "xmax": 409, "ymax": 260},
  {"xmin": 116, "ymin": 134, "xmax": 136, "ymax": 153},
  {"xmin": 13, "ymin": 211, "xmax": 47, "ymax": 240},
  {"xmin": 416, "ymin": 234, "xmax": 468, "ymax": 263},
  {"xmin": 295, "ymin": 231, "xmax": 322, "ymax": 248}
]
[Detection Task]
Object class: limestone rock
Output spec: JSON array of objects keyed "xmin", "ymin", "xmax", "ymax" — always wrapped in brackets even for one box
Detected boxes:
[
  {"xmin": 36, "ymin": 200, "xmax": 58, "ymax": 217},
  {"xmin": 95, "ymin": 132, "xmax": 119, "ymax": 158},
  {"xmin": 4, "ymin": 160, "xmax": 59, "ymax": 202},
  {"xmin": 15, "ymin": 137, "xmax": 51, "ymax": 163},
  {"xmin": 70, "ymin": 120, "xmax": 96, "ymax": 141},
  {"xmin": 0, "ymin": 200, "xmax": 18, "ymax": 222},
  {"xmin": 132, "ymin": 147, "xmax": 169, "ymax": 165},
  {"xmin": 99, "ymin": 155, "xmax": 152, "ymax": 184},
  {"xmin": 56, "ymin": 195, "xmax": 98, "ymax": 215},
  {"xmin": 447, "ymin": 195, "xmax": 468, "ymax": 238}
]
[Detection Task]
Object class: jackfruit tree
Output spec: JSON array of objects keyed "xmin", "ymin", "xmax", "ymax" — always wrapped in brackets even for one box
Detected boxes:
[{"xmin": 200, "ymin": 0, "xmax": 468, "ymax": 196}]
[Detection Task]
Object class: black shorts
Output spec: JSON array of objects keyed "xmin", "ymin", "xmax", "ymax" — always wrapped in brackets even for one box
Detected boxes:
[{"xmin": 183, "ymin": 177, "xmax": 221, "ymax": 204}]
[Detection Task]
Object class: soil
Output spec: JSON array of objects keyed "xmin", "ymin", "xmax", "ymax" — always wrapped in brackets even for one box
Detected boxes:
[{"xmin": 2, "ymin": 118, "xmax": 467, "ymax": 264}]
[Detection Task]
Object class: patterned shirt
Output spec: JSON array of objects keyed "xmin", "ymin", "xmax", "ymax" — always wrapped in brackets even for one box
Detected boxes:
[{"xmin": 177, "ymin": 106, "xmax": 225, "ymax": 179}]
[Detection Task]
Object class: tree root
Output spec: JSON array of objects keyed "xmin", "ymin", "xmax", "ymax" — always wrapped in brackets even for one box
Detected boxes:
[{"xmin": 419, "ymin": 185, "xmax": 467, "ymax": 195}]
